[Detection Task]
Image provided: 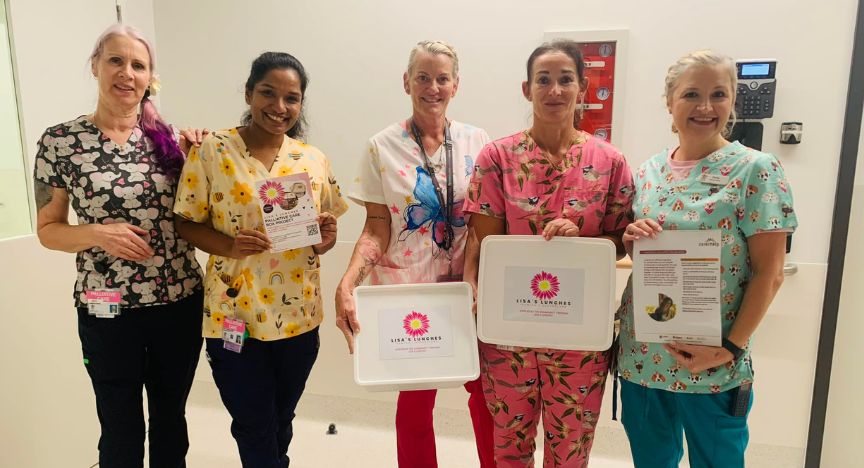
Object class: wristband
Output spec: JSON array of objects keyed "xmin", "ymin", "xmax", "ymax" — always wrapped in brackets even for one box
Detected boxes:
[{"xmin": 722, "ymin": 338, "xmax": 745, "ymax": 361}]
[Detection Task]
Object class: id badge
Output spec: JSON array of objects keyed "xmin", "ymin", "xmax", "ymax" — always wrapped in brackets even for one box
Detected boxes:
[
  {"xmin": 85, "ymin": 289, "xmax": 122, "ymax": 318},
  {"xmin": 698, "ymin": 172, "xmax": 729, "ymax": 185},
  {"xmin": 222, "ymin": 317, "xmax": 247, "ymax": 353},
  {"xmin": 437, "ymin": 274, "xmax": 463, "ymax": 283}
]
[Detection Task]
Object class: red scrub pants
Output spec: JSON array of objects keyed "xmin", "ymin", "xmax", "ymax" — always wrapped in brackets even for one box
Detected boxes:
[{"xmin": 395, "ymin": 378, "xmax": 494, "ymax": 468}]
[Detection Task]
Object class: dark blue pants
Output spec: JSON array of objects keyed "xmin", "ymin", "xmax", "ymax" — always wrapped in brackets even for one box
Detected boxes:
[
  {"xmin": 77, "ymin": 290, "xmax": 203, "ymax": 468},
  {"xmin": 620, "ymin": 379, "xmax": 753, "ymax": 468},
  {"xmin": 206, "ymin": 327, "xmax": 320, "ymax": 468}
]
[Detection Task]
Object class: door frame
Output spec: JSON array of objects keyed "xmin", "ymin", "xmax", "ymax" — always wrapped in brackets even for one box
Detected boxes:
[{"xmin": 805, "ymin": 0, "xmax": 864, "ymax": 465}]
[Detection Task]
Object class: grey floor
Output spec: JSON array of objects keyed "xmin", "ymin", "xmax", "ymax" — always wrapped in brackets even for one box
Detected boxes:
[{"xmin": 179, "ymin": 381, "xmax": 804, "ymax": 467}]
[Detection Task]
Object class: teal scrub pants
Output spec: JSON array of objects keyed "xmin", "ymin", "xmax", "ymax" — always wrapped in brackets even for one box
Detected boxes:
[{"xmin": 620, "ymin": 379, "xmax": 753, "ymax": 468}]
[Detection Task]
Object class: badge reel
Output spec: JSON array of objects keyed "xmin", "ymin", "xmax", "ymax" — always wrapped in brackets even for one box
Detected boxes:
[
  {"xmin": 222, "ymin": 285, "xmax": 249, "ymax": 353},
  {"xmin": 412, "ymin": 121, "xmax": 461, "ymax": 285},
  {"xmin": 435, "ymin": 241, "xmax": 461, "ymax": 283},
  {"xmin": 86, "ymin": 261, "xmax": 121, "ymax": 318}
]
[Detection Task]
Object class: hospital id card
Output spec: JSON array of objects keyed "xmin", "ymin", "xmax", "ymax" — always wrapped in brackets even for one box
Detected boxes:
[
  {"xmin": 85, "ymin": 289, "xmax": 122, "ymax": 318},
  {"xmin": 222, "ymin": 317, "xmax": 247, "ymax": 353}
]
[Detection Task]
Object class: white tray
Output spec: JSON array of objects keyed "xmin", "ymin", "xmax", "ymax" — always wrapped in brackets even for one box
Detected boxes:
[
  {"xmin": 353, "ymin": 282, "xmax": 480, "ymax": 392},
  {"xmin": 477, "ymin": 235, "xmax": 616, "ymax": 351}
]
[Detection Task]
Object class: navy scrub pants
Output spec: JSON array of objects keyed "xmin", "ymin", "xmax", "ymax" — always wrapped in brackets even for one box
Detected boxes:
[{"xmin": 205, "ymin": 326, "xmax": 320, "ymax": 468}]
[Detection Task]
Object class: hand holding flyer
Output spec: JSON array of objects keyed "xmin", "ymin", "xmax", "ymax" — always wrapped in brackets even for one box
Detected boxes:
[
  {"xmin": 255, "ymin": 173, "xmax": 321, "ymax": 252},
  {"xmin": 632, "ymin": 230, "xmax": 722, "ymax": 346}
]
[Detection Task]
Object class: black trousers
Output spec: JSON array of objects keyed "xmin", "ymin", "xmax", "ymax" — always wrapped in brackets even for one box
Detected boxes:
[
  {"xmin": 77, "ymin": 290, "xmax": 203, "ymax": 468},
  {"xmin": 205, "ymin": 327, "xmax": 320, "ymax": 468}
]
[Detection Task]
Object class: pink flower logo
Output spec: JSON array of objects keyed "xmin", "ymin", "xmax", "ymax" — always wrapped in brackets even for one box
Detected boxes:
[
  {"xmin": 530, "ymin": 271, "xmax": 560, "ymax": 300},
  {"xmin": 402, "ymin": 311, "xmax": 430, "ymax": 337},
  {"xmin": 258, "ymin": 180, "xmax": 286, "ymax": 205}
]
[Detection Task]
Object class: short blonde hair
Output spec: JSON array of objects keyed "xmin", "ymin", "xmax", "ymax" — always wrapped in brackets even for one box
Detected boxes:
[
  {"xmin": 406, "ymin": 40, "xmax": 459, "ymax": 77},
  {"xmin": 664, "ymin": 50, "xmax": 738, "ymax": 136}
]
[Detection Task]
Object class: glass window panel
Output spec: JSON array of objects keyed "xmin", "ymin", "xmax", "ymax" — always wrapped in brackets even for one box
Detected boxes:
[{"xmin": 0, "ymin": 0, "xmax": 31, "ymax": 239}]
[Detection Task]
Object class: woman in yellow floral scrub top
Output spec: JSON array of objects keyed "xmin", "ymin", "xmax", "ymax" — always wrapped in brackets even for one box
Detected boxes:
[{"xmin": 173, "ymin": 52, "xmax": 347, "ymax": 467}]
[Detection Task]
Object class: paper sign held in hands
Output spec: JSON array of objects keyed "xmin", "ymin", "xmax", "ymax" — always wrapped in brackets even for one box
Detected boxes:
[{"xmin": 255, "ymin": 173, "xmax": 321, "ymax": 252}]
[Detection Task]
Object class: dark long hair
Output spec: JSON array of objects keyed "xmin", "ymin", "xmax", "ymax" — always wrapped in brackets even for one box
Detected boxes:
[
  {"xmin": 90, "ymin": 24, "xmax": 184, "ymax": 180},
  {"xmin": 526, "ymin": 40, "xmax": 589, "ymax": 129},
  {"xmin": 241, "ymin": 52, "xmax": 309, "ymax": 140}
]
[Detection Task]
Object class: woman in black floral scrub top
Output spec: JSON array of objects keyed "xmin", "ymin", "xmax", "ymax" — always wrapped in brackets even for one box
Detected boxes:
[{"xmin": 33, "ymin": 24, "xmax": 204, "ymax": 468}]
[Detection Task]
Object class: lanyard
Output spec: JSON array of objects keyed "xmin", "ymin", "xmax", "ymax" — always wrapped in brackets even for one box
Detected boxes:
[{"xmin": 410, "ymin": 119, "xmax": 455, "ymax": 251}]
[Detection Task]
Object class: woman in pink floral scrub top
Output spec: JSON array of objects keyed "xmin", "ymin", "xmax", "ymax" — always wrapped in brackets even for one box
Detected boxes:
[{"xmin": 463, "ymin": 40, "xmax": 634, "ymax": 467}]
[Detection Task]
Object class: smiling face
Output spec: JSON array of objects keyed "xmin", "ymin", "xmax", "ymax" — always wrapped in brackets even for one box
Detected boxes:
[
  {"xmin": 523, "ymin": 51, "xmax": 586, "ymax": 127},
  {"xmin": 245, "ymin": 68, "xmax": 303, "ymax": 137},
  {"xmin": 403, "ymin": 51, "xmax": 459, "ymax": 120},
  {"xmin": 667, "ymin": 64, "xmax": 734, "ymax": 145},
  {"xmin": 91, "ymin": 34, "xmax": 152, "ymax": 110}
]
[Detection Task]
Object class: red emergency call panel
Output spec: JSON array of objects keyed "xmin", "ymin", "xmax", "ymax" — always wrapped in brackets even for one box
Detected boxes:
[{"xmin": 577, "ymin": 41, "xmax": 616, "ymax": 143}]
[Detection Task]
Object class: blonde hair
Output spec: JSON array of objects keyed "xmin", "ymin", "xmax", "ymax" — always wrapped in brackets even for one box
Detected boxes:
[
  {"xmin": 90, "ymin": 23, "xmax": 156, "ymax": 72},
  {"xmin": 406, "ymin": 40, "xmax": 459, "ymax": 77},
  {"xmin": 664, "ymin": 50, "xmax": 738, "ymax": 136}
]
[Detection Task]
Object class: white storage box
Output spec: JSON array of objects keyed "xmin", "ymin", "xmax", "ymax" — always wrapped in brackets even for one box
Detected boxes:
[
  {"xmin": 353, "ymin": 282, "xmax": 480, "ymax": 391},
  {"xmin": 477, "ymin": 235, "xmax": 616, "ymax": 351}
]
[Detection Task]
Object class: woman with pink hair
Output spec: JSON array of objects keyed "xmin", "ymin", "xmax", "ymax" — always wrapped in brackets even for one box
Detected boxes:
[{"xmin": 33, "ymin": 24, "xmax": 204, "ymax": 467}]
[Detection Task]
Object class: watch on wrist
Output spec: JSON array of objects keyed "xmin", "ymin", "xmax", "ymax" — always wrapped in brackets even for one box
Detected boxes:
[{"xmin": 722, "ymin": 338, "xmax": 745, "ymax": 361}]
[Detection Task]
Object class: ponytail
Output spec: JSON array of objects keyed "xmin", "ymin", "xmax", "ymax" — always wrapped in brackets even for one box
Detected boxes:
[{"xmin": 139, "ymin": 96, "xmax": 184, "ymax": 180}]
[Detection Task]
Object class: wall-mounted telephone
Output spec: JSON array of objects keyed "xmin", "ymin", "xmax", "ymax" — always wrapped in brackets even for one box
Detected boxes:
[{"xmin": 734, "ymin": 59, "xmax": 776, "ymax": 119}]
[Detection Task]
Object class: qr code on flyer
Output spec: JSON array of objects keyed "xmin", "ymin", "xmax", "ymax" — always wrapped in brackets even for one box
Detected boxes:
[{"xmin": 307, "ymin": 224, "xmax": 320, "ymax": 236}]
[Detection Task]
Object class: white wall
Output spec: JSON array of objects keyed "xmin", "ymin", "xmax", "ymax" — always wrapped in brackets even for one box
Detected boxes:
[
  {"xmin": 0, "ymin": 0, "xmax": 858, "ymax": 465},
  {"xmin": 151, "ymin": 0, "xmax": 852, "ymax": 267}
]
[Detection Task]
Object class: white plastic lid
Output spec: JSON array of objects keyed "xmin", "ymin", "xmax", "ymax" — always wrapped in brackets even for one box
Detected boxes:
[
  {"xmin": 353, "ymin": 282, "xmax": 480, "ymax": 391},
  {"xmin": 477, "ymin": 235, "xmax": 616, "ymax": 351}
]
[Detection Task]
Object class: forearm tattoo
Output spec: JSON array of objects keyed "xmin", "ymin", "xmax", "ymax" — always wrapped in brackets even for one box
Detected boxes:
[
  {"xmin": 354, "ymin": 265, "xmax": 370, "ymax": 288},
  {"xmin": 353, "ymin": 236, "xmax": 383, "ymax": 287},
  {"xmin": 34, "ymin": 180, "xmax": 54, "ymax": 210}
]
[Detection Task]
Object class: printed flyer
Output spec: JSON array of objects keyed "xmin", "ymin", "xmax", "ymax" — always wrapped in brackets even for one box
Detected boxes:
[
  {"xmin": 633, "ymin": 230, "xmax": 722, "ymax": 345},
  {"xmin": 255, "ymin": 173, "xmax": 321, "ymax": 252}
]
